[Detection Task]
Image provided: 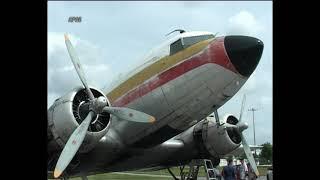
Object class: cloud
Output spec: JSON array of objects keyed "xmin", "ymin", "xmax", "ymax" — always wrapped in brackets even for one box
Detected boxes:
[
  {"xmin": 227, "ymin": 11, "xmax": 264, "ymax": 36},
  {"xmin": 48, "ymin": 32, "xmax": 113, "ymax": 107}
]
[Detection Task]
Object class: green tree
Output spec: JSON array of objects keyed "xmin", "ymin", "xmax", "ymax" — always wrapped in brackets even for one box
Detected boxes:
[{"xmin": 259, "ymin": 142, "xmax": 272, "ymax": 164}]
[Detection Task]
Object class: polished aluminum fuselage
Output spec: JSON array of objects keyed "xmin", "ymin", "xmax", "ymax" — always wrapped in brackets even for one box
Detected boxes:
[
  {"xmin": 48, "ymin": 34, "xmax": 255, "ymax": 178},
  {"xmin": 61, "ymin": 37, "xmax": 248, "ymax": 177}
]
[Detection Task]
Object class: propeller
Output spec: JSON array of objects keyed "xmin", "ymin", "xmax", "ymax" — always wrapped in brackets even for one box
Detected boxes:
[
  {"xmin": 54, "ymin": 34, "xmax": 156, "ymax": 178},
  {"xmin": 54, "ymin": 111, "xmax": 94, "ymax": 178},
  {"xmin": 241, "ymin": 133, "xmax": 259, "ymax": 176},
  {"xmin": 224, "ymin": 121, "xmax": 248, "ymax": 133},
  {"xmin": 239, "ymin": 94, "xmax": 246, "ymax": 122},
  {"xmin": 221, "ymin": 94, "xmax": 259, "ymax": 176},
  {"xmin": 64, "ymin": 34, "xmax": 94, "ymax": 100},
  {"xmin": 237, "ymin": 94, "xmax": 259, "ymax": 176},
  {"xmin": 103, "ymin": 107, "xmax": 155, "ymax": 123}
]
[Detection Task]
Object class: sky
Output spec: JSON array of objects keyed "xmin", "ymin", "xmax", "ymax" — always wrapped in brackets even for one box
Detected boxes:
[{"xmin": 48, "ymin": 1, "xmax": 272, "ymax": 145}]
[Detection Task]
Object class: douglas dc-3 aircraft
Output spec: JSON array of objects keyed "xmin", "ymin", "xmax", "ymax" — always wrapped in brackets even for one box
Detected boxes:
[{"xmin": 47, "ymin": 29, "xmax": 264, "ymax": 179}]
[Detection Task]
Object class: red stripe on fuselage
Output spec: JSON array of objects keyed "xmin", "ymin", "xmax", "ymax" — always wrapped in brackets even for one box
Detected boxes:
[{"xmin": 112, "ymin": 37, "xmax": 238, "ymax": 107}]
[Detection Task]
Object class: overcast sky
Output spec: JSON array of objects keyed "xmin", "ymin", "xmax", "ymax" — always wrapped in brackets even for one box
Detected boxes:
[{"xmin": 48, "ymin": 1, "xmax": 272, "ymax": 145}]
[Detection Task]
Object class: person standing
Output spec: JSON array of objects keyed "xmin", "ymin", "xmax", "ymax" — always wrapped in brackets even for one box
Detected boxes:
[
  {"xmin": 238, "ymin": 158, "xmax": 248, "ymax": 180},
  {"xmin": 235, "ymin": 164, "xmax": 240, "ymax": 180},
  {"xmin": 222, "ymin": 158, "xmax": 236, "ymax": 180}
]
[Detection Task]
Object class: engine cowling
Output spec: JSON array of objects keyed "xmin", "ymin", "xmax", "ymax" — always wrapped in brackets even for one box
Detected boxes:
[
  {"xmin": 193, "ymin": 114, "xmax": 241, "ymax": 158},
  {"xmin": 48, "ymin": 86, "xmax": 112, "ymax": 153}
]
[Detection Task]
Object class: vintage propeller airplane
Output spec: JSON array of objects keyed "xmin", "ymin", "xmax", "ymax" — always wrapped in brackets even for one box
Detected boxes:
[{"xmin": 47, "ymin": 29, "xmax": 264, "ymax": 179}]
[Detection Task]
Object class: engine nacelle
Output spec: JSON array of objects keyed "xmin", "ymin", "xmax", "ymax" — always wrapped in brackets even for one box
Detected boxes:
[
  {"xmin": 48, "ymin": 87, "xmax": 112, "ymax": 153},
  {"xmin": 193, "ymin": 114, "xmax": 241, "ymax": 158}
]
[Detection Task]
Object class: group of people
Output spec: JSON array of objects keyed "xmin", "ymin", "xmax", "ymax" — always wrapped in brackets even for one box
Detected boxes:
[{"xmin": 221, "ymin": 158, "xmax": 258, "ymax": 180}]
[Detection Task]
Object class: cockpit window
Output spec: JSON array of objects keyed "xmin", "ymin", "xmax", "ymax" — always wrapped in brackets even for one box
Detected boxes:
[
  {"xmin": 169, "ymin": 34, "xmax": 214, "ymax": 55},
  {"xmin": 182, "ymin": 34, "xmax": 215, "ymax": 48},
  {"xmin": 170, "ymin": 39, "xmax": 183, "ymax": 55}
]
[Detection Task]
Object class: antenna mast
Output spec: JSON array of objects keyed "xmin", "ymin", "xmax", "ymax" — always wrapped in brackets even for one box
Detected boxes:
[
  {"xmin": 248, "ymin": 107, "xmax": 259, "ymax": 155},
  {"xmin": 165, "ymin": 29, "xmax": 186, "ymax": 36}
]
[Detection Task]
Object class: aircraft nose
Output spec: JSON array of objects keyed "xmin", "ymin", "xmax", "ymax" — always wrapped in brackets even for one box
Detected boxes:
[{"xmin": 224, "ymin": 36, "xmax": 264, "ymax": 77}]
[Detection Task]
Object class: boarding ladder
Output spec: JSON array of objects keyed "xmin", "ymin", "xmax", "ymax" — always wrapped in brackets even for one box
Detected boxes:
[
  {"xmin": 203, "ymin": 159, "xmax": 217, "ymax": 180},
  {"xmin": 170, "ymin": 159, "xmax": 218, "ymax": 180}
]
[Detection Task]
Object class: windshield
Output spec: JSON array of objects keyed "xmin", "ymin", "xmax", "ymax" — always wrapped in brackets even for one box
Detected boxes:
[
  {"xmin": 182, "ymin": 34, "xmax": 215, "ymax": 48},
  {"xmin": 170, "ymin": 34, "xmax": 214, "ymax": 55}
]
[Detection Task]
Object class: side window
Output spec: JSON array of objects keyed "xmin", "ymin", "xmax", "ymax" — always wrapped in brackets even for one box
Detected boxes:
[{"xmin": 170, "ymin": 39, "xmax": 183, "ymax": 55}]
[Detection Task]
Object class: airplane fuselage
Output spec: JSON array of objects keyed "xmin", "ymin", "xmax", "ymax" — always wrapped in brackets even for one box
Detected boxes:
[
  {"xmin": 48, "ymin": 31, "xmax": 263, "ymax": 177},
  {"xmin": 105, "ymin": 36, "xmax": 247, "ymax": 148}
]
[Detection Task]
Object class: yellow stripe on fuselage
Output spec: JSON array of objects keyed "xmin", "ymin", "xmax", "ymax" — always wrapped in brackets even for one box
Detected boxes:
[{"xmin": 106, "ymin": 38, "xmax": 214, "ymax": 102}]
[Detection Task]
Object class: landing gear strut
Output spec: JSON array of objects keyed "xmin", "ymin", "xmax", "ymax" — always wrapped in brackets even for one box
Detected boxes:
[
  {"xmin": 167, "ymin": 167, "xmax": 179, "ymax": 180},
  {"xmin": 213, "ymin": 109, "xmax": 225, "ymax": 127}
]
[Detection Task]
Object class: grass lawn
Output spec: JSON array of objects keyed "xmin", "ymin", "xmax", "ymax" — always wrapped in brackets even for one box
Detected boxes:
[{"xmin": 59, "ymin": 165, "xmax": 268, "ymax": 179}]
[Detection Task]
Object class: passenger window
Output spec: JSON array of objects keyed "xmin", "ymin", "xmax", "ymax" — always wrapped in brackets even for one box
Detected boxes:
[{"xmin": 170, "ymin": 39, "xmax": 183, "ymax": 55}]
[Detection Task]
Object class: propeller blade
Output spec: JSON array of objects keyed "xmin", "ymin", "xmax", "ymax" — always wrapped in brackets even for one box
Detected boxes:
[
  {"xmin": 239, "ymin": 94, "xmax": 246, "ymax": 122},
  {"xmin": 54, "ymin": 111, "xmax": 94, "ymax": 178},
  {"xmin": 64, "ymin": 34, "xmax": 95, "ymax": 100},
  {"xmin": 103, "ymin": 107, "xmax": 155, "ymax": 123},
  {"xmin": 241, "ymin": 133, "xmax": 259, "ymax": 176}
]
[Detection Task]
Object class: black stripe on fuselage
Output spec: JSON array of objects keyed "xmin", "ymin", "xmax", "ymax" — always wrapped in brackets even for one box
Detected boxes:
[{"xmin": 131, "ymin": 125, "xmax": 183, "ymax": 148}]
